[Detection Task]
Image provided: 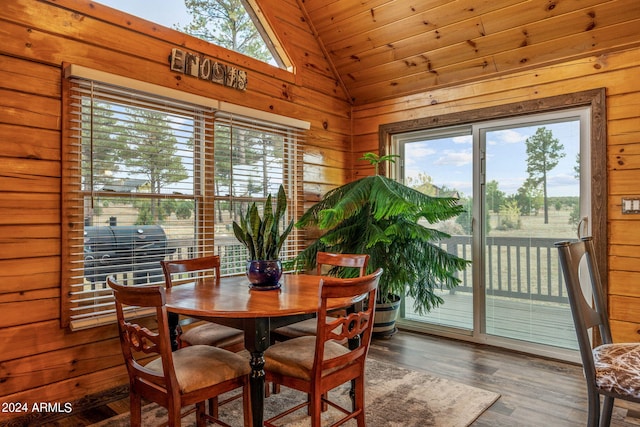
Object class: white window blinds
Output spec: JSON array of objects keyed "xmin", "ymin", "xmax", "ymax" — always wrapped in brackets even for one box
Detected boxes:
[
  {"xmin": 62, "ymin": 69, "xmax": 305, "ymax": 330},
  {"xmin": 212, "ymin": 112, "xmax": 305, "ymax": 274}
]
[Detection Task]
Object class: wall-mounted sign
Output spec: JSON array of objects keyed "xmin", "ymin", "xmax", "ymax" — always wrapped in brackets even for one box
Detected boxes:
[{"xmin": 169, "ymin": 48, "xmax": 247, "ymax": 91}]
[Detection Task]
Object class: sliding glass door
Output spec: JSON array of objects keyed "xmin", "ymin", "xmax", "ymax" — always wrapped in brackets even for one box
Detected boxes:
[
  {"xmin": 481, "ymin": 115, "xmax": 583, "ymax": 349},
  {"xmin": 392, "ymin": 108, "xmax": 590, "ymax": 356},
  {"xmin": 395, "ymin": 127, "xmax": 474, "ymax": 332}
]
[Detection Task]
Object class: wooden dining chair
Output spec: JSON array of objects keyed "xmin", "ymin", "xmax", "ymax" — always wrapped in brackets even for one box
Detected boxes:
[
  {"xmin": 263, "ymin": 268, "xmax": 382, "ymax": 427},
  {"xmin": 161, "ymin": 256, "xmax": 245, "ymax": 353},
  {"xmin": 107, "ymin": 276, "xmax": 252, "ymax": 427},
  {"xmin": 315, "ymin": 252, "xmax": 370, "ymax": 277},
  {"xmin": 272, "ymin": 252, "xmax": 370, "ymax": 340},
  {"xmin": 556, "ymin": 238, "xmax": 640, "ymax": 427}
]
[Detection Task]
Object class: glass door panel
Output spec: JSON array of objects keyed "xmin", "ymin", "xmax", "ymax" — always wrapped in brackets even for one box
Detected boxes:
[
  {"xmin": 483, "ymin": 120, "xmax": 580, "ymax": 349},
  {"xmin": 398, "ymin": 130, "xmax": 474, "ymax": 331}
]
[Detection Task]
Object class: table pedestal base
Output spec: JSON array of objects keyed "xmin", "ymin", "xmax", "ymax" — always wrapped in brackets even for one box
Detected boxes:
[{"xmin": 244, "ymin": 317, "xmax": 270, "ymax": 427}]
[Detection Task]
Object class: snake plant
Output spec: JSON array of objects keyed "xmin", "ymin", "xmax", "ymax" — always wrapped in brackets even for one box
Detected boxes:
[{"xmin": 232, "ymin": 185, "xmax": 294, "ymax": 260}]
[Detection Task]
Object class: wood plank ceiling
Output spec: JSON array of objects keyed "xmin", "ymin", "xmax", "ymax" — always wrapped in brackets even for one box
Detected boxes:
[{"xmin": 294, "ymin": 0, "xmax": 640, "ymax": 105}]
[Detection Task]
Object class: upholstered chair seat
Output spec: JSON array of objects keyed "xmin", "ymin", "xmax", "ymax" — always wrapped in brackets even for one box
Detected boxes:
[
  {"xmin": 272, "ymin": 317, "xmax": 339, "ymax": 340},
  {"xmin": 180, "ymin": 323, "xmax": 245, "ymax": 349},
  {"xmin": 265, "ymin": 336, "xmax": 350, "ymax": 380},
  {"xmin": 146, "ymin": 345, "xmax": 250, "ymax": 393},
  {"xmin": 594, "ymin": 343, "xmax": 640, "ymax": 399}
]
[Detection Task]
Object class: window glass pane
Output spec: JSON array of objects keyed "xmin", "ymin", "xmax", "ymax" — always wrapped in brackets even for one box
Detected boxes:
[
  {"xmin": 64, "ymin": 74, "xmax": 303, "ymax": 329},
  {"xmin": 483, "ymin": 119, "xmax": 580, "ymax": 349},
  {"xmin": 83, "ymin": 99, "xmax": 197, "ymax": 197},
  {"xmin": 65, "ymin": 78, "xmax": 213, "ymax": 328},
  {"xmin": 213, "ymin": 119, "xmax": 300, "ymax": 274},
  {"xmin": 95, "ymin": 0, "xmax": 286, "ymax": 68},
  {"xmin": 396, "ymin": 128, "xmax": 474, "ymax": 330},
  {"xmin": 393, "ymin": 111, "xmax": 585, "ymax": 355},
  {"xmin": 214, "ymin": 123, "xmax": 286, "ymax": 198}
]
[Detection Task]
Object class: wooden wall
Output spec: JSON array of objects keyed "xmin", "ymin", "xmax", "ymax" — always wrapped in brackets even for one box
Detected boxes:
[
  {"xmin": 352, "ymin": 46, "xmax": 640, "ymax": 343},
  {"xmin": 0, "ymin": 0, "xmax": 351, "ymax": 419},
  {"xmin": 2, "ymin": 0, "xmax": 640, "ymax": 420}
]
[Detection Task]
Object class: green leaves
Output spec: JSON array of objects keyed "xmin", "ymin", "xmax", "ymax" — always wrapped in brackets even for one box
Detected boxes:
[
  {"xmin": 359, "ymin": 152, "xmax": 400, "ymax": 175},
  {"xmin": 299, "ymin": 175, "xmax": 464, "ymax": 229},
  {"xmin": 294, "ymin": 168, "xmax": 470, "ymax": 314},
  {"xmin": 232, "ymin": 185, "xmax": 294, "ymax": 260}
]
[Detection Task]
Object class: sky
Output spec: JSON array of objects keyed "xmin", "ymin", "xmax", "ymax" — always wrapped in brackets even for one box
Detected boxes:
[
  {"xmin": 95, "ymin": 0, "xmax": 192, "ymax": 29},
  {"xmin": 403, "ymin": 119, "xmax": 581, "ymax": 199}
]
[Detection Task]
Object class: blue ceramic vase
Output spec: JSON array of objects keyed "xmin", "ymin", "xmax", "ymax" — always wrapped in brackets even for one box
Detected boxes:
[{"xmin": 246, "ymin": 259, "xmax": 282, "ymax": 289}]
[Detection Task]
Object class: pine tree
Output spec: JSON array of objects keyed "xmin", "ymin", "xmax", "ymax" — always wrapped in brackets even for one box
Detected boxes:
[{"xmin": 525, "ymin": 127, "xmax": 565, "ymax": 224}]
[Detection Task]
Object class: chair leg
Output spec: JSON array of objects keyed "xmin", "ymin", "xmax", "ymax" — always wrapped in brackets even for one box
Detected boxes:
[
  {"xmin": 243, "ymin": 384, "xmax": 252, "ymax": 427},
  {"xmin": 196, "ymin": 402, "xmax": 206, "ymax": 427},
  {"xmin": 600, "ymin": 396, "xmax": 615, "ymax": 427},
  {"xmin": 265, "ymin": 381, "xmax": 275, "ymax": 397},
  {"xmin": 586, "ymin": 390, "xmax": 601, "ymax": 427},
  {"xmin": 129, "ymin": 392, "xmax": 142, "ymax": 427},
  {"xmin": 272, "ymin": 382, "xmax": 280, "ymax": 394},
  {"xmin": 310, "ymin": 390, "xmax": 323, "ymax": 427},
  {"xmin": 208, "ymin": 396, "xmax": 219, "ymax": 418},
  {"xmin": 167, "ymin": 401, "xmax": 181, "ymax": 427},
  {"xmin": 355, "ymin": 376, "xmax": 366, "ymax": 426}
]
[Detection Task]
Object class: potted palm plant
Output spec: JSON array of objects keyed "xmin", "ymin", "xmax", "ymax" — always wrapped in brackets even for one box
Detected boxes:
[
  {"xmin": 294, "ymin": 153, "xmax": 470, "ymax": 335},
  {"xmin": 232, "ymin": 184, "xmax": 294, "ymax": 289}
]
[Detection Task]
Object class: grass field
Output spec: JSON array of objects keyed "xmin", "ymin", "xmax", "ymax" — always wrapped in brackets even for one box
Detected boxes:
[{"xmin": 488, "ymin": 207, "xmax": 577, "ymax": 239}]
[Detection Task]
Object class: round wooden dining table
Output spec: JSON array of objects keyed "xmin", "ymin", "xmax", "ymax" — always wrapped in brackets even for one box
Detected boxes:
[{"xmin": 164, "ymin": 273, "xmax": 357, "ymax": 427}]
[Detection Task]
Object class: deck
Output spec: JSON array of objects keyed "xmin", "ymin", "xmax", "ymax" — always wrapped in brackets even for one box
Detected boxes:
[{"xmin": 403, "ymin": 290, "xmax": 579, "ymax": 351}]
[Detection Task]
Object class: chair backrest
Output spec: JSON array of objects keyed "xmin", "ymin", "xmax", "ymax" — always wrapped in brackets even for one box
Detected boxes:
[
  {"xmin": 555, "ymin": 237, "xmax": 612, "ymax": 379},
  {"xmin": 107, "ymin": 276, "xmax": 180, "ymax": 398},
  {"xmin": 316, "ymin": 252, "xmax": 370, "ymax": 277},
  {"xmin": 161, "ymin": 255, "xmax": 221, "ymax": 288},
  {"xmin": 313, "ymin": 268, "xmax": 383, "ymax": 382}
]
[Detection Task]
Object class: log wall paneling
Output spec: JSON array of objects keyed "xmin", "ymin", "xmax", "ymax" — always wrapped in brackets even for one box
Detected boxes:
[
  {"xmin": 299, "ymin": 0, "xmax": 640, "ymax": 104},
  {"xmin": 1, "ymin": 0, "xmax": 640, "ymax": 419},
  {"xmin": 0, "ymin": 0, "xmax": 352, "ymax": 419}
]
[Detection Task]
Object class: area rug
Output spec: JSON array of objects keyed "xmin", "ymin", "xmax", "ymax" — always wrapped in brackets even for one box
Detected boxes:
[{"xmin": 90, "ymin": 358, "xmax": 499, "ymax": 427}]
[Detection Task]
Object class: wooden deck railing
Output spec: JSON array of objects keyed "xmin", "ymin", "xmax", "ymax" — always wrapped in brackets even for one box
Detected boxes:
[
  {"xmin": 168, "ymin": 235, "xmax": 568, "ymax": 304},
  {"xmin": 439, "ymin": 235, "xmax": 567, "ymax": 303}
]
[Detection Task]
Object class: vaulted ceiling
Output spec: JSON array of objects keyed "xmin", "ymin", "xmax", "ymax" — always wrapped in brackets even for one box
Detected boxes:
[{"xmin": 294, "ymin": 0, "xmax": 640, "ymax": 105}]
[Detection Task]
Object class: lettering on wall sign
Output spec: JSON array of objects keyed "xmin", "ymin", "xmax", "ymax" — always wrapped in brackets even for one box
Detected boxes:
[{"xmin": 169, "ymin": 48, "xmax": 248, "ymax": 91}]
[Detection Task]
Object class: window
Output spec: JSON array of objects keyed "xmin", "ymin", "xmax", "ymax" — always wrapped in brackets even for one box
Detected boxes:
[
  {"xmin": 212, "ymin": 112, "xmax": 304, "ymax": 275},
  {"xmin": 95, "ymin": 0, "xmax": 291, "ymax": 70},
  {"xmin": 62, "ymin": 67, "xmax": 305, "ymax": 330}
]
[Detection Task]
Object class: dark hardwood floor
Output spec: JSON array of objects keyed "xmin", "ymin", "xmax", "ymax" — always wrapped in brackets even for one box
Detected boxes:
[
  {"xmin": 367, "ymin": 331, "xmax": 640, "ymax": 427},
  {"xmin": 5, "ymin": 330, "xmax": 640, "ymax": 426}
]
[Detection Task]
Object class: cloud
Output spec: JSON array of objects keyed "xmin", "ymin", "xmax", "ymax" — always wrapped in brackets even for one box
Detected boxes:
[
  {"xmin": 408, "ymin": 147, "xmax": 437, "ymax": 156},
  {"xmin": 494, "ymin": 129, "xmax": 527, "ymax": 144},
  {"xmin": 434, "ymin": 149, "xmax": 473, "ymax": 167},
  {"xmin": 453, "ymin": 135, "xmax": 472, "ymax": 144},
  {"xmin": 404, "ymin": 147, "xmax": 436, "ymax": 166}
]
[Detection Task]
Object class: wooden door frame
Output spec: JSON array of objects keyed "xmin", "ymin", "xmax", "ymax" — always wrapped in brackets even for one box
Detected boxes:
[{"xmin": 378, "ymin": 88, "xmax": 607, "ymax": 301}]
